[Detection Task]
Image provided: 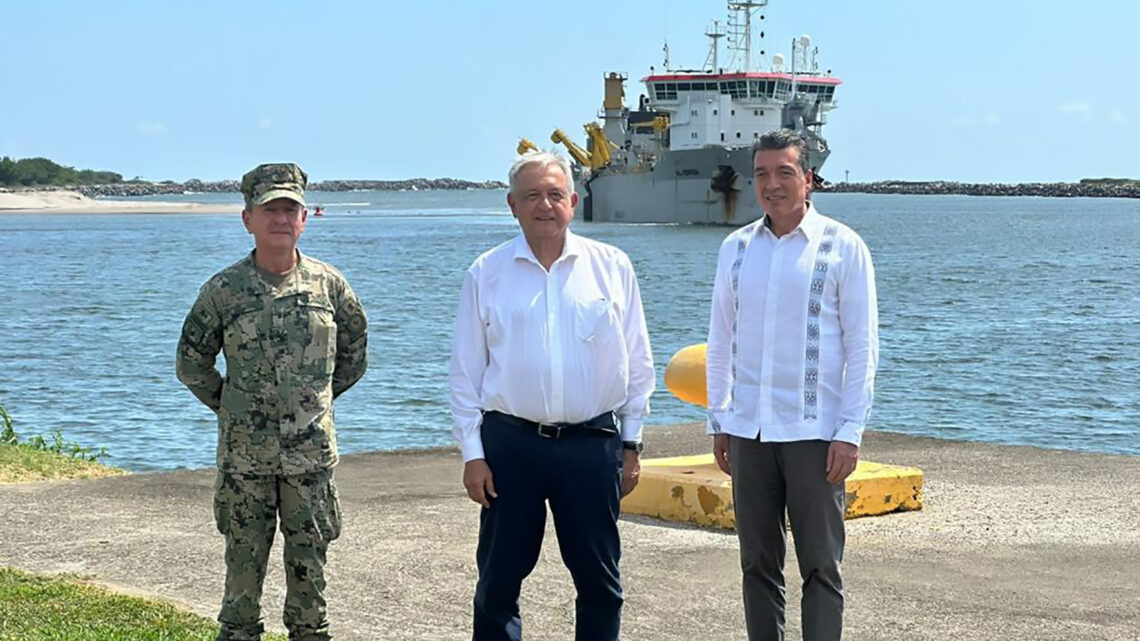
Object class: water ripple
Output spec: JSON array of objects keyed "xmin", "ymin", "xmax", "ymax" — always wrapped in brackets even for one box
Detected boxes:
[{"xmin": 2, "ymin": 192, "xmax": 1138, "ymax": 470}]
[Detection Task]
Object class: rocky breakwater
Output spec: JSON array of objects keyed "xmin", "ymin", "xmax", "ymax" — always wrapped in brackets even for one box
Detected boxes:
[
  {"xmin": 821, "ymin": 179, "xmax": 1140, "ymax": 199},
  {"xmin": 313, "ymin": 178, "xmax": 507, "ymax": 191},
  {"xmin": 70, "ymin": 180, "xmax": 238, "ymax": 198},
  {"xmin": 69, "ymin": 177, "xmax": 505, "ymax": 198}
]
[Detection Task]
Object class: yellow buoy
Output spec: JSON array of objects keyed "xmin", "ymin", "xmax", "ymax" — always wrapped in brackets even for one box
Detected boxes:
[{"xmin": 664, "ymin": 343, "xmax": 708, "ymax": 408}]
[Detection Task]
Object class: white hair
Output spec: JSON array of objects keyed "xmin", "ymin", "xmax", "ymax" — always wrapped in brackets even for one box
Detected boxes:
[{"xmin": 508, "ymin": 151, "xmax": 574, "ymax": 197}]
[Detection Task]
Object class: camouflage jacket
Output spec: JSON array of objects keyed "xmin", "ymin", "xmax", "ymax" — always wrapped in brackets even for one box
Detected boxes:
[{"xmin": 176, "ymin": 251, "xmax": 368, "ymax": 475}]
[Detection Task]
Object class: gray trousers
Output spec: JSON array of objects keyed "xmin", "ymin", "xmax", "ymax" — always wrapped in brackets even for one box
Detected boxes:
[{"xmin": 729, "ymin": 437, "xmax": 846, "ymax": 641}]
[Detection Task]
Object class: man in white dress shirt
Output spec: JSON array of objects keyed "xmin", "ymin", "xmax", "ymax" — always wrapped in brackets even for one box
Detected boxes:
[
  {"xmin": 706, "ymin": 130, "xmax": 879, "ymax": 641},
  {"xmin": 449, "ymin": 151, "xmax": 655, "ymax": 641}
]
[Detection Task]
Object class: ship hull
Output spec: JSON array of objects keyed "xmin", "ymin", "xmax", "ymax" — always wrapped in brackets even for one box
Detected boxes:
[{"xmin": 582, "ymin": 147, "xmax": 760, "ymax": 225}]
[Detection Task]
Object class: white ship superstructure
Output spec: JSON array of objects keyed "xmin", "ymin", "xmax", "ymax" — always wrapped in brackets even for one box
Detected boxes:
[{"xmin": 524, "ymin": 1, "xmax": 841, "ymax": 225}]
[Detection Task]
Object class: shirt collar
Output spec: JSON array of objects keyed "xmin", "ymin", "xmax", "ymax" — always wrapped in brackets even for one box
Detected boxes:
[
  {"xmin": 798, "ymin": 202, "xmax": 826, "ymax": 242},
  {"xmin": 758, "ymin": 201, "xmax": 824, "ymax": 241},
  {"xmin": 512, "ymin": 229, "xmax": 582, "ymax": 265},
  {"xmin": 245, "ymin": 248, "xmax": 306, "ymax": 278}
]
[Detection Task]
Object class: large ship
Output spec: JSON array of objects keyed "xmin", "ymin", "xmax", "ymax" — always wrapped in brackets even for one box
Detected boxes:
[{"xmin": 523, "ymin": 1, "xmax": 839, "ymax": 225}]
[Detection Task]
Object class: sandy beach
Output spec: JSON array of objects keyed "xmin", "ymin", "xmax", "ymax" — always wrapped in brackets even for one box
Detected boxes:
[
  {"xmin": 0, "ymin": 190, "xmax": 236, "ymax": 215},
  {"xmin": 2, "ymin": 424, "xmax": 1137, "ymax": 640}
]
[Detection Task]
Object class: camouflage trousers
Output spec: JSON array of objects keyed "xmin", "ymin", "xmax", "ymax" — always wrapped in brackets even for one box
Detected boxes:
[{"xmin": 213, "ymin": 469, "xmax": 342, "ymax": 641}]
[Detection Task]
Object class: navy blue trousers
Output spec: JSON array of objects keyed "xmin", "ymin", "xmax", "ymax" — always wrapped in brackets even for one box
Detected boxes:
[{"xmin": 472, "ymin": 413, "xmax": 624, "ymax": 641}]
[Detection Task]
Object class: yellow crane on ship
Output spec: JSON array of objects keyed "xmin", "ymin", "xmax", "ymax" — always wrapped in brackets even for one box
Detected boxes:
[{"xmin": 547, "ymin": 124, "xmax": 617, "ymax": 171}]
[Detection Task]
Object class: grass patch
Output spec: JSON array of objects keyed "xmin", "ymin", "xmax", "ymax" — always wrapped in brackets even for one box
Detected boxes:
[
  {"xmin": 0, "ymin": 404, "xmax": 125, "ymax": 483},
  {"xmin": 0, "ymin": 443, "xmax": 125, "ymax": 483},
  {"xmin": 0, "ymin": 567, "xmax": 287, "ymax": 641}
]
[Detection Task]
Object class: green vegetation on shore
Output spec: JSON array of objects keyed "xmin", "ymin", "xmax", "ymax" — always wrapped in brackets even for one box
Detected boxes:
[
  {"xmin": 0, "ymin": 405, "xmax": 123, "ymax": 483},
  {"xmin": 0, "ymin": 156, "xmax": 124, "ymax": 187},
  {"xmin": 1079, "ymin": 177, "xmax": 1140, "ymax": 187},
  {"xmin": 0, "ymin": 567, "xmax": 287, "ymax": 641}
]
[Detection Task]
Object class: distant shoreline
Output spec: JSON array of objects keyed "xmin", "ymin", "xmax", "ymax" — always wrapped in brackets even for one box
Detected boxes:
[
  {"xmin": 4, "ymin": 177, "xmax": 1138, "ymax": 215},
  {"xmin": 0, "ymin": 190, "xmax": 235, "ymax": 215},
  {"xmin": 819, "ymin": 179, "xmax": 1140, "ymax": 198},
  {"xmin": 4, "ymin": 177, "xmax": 1138, "ymax": 201},
  {"xmin": 0, "ymin": 178, "xmax": 509, "ymax": 215},
  {"xmin": 0, "ymin": 177, "xmax": 508, "ymax": 200}
]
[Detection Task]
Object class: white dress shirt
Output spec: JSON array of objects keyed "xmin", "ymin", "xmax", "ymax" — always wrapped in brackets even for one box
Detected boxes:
[
  {"xmin": 450, "ymin": 231, "xmax": 655, "ymax": 461},
  {"xmin": 706, "ymin": 204, "xmax": 878, "ymax": 446}
]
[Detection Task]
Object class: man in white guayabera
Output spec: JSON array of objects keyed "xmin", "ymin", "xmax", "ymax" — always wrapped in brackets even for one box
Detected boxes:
[
  {"xmin": 706, "ymin": 129, "xmax": 879, "ymax": 641},
  {"xmin": 449, "ymin": 151, "xmax": 655, "ymax": 641}
]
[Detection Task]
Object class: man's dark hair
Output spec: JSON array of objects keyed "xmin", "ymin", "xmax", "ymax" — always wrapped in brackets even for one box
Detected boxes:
[{"xmin": 752, "ymin": 129, "xmax": 811, "ymax": 174}]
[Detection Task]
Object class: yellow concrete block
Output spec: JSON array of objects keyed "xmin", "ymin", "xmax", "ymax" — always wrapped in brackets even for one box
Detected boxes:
[{"xmin": 622, "ymin": 454, "xmax": 923, "ymax": 529}]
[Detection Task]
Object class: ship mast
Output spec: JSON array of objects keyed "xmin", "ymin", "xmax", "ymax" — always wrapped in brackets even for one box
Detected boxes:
[
  {"xmin": 727, "ymin": 0, "xmax": 768, "ymax": 71},
  {"xmin": 704, "ymin": 21, "xmax": 726, "ymax": 72}
]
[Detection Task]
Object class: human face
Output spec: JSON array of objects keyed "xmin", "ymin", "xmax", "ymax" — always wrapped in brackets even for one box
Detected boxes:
[
  {"xmin": 507, "ymin": 163, "xmax": 578, "ymax": 244},
  {"xmin": 753, "ymin": 147, "xmax": 812, "ymax": 228},
  {"xmin": 242, "ymin": 197, "xmax": 307, "ymax": 252}
]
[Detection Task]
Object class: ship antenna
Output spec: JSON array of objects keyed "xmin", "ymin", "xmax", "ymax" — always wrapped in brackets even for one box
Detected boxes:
[
  {"xmin": 663, "ymin": 40, "xmax": 671, "ymax": 71},
  {"xmin": 704, "ymin": 20, "xmax": 726, "ymax": 72}
]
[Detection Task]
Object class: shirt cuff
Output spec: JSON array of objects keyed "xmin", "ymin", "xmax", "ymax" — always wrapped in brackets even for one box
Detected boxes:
[
  {"xmin": 457, "ymin": 431, "xmax": 485, "ymax": 462},
  {"xmin": 833, "ymin": 420, "xmax": 865, "ymax": 447},
  {"xmin": 705, "ymin": 410, "xmax": 723, "ymax": 435},
  {"xmin": 618, "ymin": 417, "xmax": 643, "ymax": 443}
]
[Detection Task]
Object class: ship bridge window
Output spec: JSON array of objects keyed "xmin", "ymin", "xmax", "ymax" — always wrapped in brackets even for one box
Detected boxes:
[
  {"xmin": 749, "ymin": 80, "xmax": 776, "ymax": 98},
  {"xmin": 719, "ymin": 80, "xmax": 748, "ymax": 99},
  {"xmin": 654, "ymin": 83, "xmax": 677, "ymax": 100},
  {"xmin": 775, "ymin": 81, "xmax": 791, "ymax": 99},
  {"xmin": 677, "ymin": 82, "xmax": 691, "ymax": 91}
]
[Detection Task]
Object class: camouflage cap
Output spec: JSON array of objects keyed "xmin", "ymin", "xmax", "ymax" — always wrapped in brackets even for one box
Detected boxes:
[{"xmin": 241, "ymin": 163, "xmax": 308, "ymax": 207}]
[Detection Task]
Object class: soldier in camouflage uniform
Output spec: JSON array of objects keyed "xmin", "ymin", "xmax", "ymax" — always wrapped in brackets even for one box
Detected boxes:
[{"xmin": 176, "ymin": 163, "xmax": 368, "ymax": 641}]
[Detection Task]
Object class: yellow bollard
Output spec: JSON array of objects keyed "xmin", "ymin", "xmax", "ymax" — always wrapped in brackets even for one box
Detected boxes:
[{"xmin": 664, "ymin": 343, "xmax": 709, "ymax": 408}]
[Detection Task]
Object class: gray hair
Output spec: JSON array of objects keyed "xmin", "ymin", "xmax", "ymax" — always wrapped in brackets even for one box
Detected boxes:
[
  {"xmin": 508, "ymin": 151, "xmax": 575, "ymax": 197},
  {"xmin": 752, "ymin": 129, "xmax": 811, "ymax": 174}
]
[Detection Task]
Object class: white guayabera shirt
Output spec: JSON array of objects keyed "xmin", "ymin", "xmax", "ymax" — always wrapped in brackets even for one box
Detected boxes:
[
  {"xmin": 450, "ymin": 230, "xmax": 655, "ymax": 462},
  {"xmin": 706, "ymin": 204, "xmax": 879, "ymax": 446}
]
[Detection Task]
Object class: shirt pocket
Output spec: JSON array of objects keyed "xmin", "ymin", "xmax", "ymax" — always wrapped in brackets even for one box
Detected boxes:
[
  {"xmin": 484, "ymin": 305, "xmax": 506, "ymax": 349},
  {"xmin": 575, "ymin": 297, "xmax": 620, "ymax": 343},
  {"xmin": 223, "ymin": 304, "xmax": 268, "ymax": 388},
  {"xmin": 295, "ymin": 303, "xmax": 337, "ymax": 380}
]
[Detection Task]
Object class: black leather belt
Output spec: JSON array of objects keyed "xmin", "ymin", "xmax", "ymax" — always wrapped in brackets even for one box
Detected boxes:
[{"xmin": 485, "ymin": 411, "xmax": 618, "ymax": 439}]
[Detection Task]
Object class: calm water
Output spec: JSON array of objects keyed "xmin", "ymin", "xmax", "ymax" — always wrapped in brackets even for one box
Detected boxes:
[{"xmin": 1, "ymin": 191, "xmax": 1137, "ymax": 471}]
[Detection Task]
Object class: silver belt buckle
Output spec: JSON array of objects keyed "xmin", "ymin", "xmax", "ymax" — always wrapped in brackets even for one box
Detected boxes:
[{"xmin": 536, "ymin": 422, "xmax": 562, "ymax": 439}]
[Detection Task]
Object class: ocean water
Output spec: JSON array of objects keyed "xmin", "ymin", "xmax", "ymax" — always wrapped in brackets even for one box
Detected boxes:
[{"xmin": 0, "ymin": 191, "xmax": 1137, "ymax": 471}]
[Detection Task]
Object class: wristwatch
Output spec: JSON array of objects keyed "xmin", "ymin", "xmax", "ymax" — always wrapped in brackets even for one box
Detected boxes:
[{"xmin": 622, "ymin": 441, "xmax": 644, "ymax": 454}]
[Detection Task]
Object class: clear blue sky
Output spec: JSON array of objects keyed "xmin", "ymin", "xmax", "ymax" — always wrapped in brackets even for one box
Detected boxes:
[{"xmin": 2, "ymin": 0, "xmax": 1136, "ymax": 183}]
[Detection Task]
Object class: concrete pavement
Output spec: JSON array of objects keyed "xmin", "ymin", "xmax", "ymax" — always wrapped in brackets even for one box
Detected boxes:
[{"xmin": 1, "ymin": 424, "xmax": 1137, "ymax": 640}]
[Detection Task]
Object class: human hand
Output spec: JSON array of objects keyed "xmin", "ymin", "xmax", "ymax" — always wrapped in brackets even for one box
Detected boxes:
[
  {"xmin": 621, "ymin": 450, "xmax": 641, "ymax": 497},
  {"xmin": 463, "ymin": 459, "xmax": 497, "ymax": 508},
  {"xmin": 826, "ymin": 441, "xmax": 859, "ymax": 485},
  {"xmin": 713, "ymin": 434, "xmax": 731, "ymax": 476}
]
